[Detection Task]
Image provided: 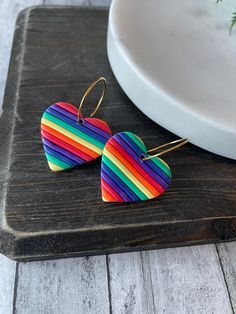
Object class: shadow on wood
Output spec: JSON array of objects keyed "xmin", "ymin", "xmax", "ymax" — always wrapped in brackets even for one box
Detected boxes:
[{"xmin": 0, "ymin": 6, "xmax": 236, "ymax": 261}]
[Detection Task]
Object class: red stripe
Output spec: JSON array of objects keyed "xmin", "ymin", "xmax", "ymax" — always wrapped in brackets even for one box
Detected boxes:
[
  {"xmin": 56, "ymin": 102, "xmax": 79, "ymax": 115},
  {"xmin": 41, "ymin": 124, "xmax": 99, "ymax": 158},
  {"xmin": 110, "ymin": 137, "xmax": 165, "ymax": 193},
  {"xmin": 86, "ymin": 117, "xmax": 112, "ymax": 135},
  {"xmin": 55, "ymin": 103, "xmax": 111, "ymax": 135},
  {"xmin": 41, "ymin": 130, "xmax": 93, "ymax": 162},
  {"xmin": 107, "ymin": 141, "xmax": 161, "ymax": 196},
  {"xmin": 101, "ymin": 178, "xmax": 124, "ymax": 202},
  {"xmin": 102, "ymin": 184, "xmax": 116, "ymax": 202}
]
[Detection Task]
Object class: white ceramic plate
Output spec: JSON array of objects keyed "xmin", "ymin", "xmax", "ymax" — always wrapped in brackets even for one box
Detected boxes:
[{"xmin": 107, "ymin": 0, "xmax": 236, "ymax": 159}]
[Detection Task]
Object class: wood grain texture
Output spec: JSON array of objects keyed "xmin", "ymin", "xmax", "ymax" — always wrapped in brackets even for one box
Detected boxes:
[
  {"xmin": 44, "ymin": 0, "xmax": 111, "ymax": 6},
  {"xmin": 0, "ymin": 2, "xmax": 235, "ymax": 314},
  {"xmin": 45, "ymin": 0, "xmax": 89, "ymax": 5},
  {"xmin": 0, "ymin": 254, "xmax": 16, "ymax": 314},
  {"xmin": 217, "ymin": 242, "xmax": 236, "ymax": 312},
  {"xmin": 89, "ymin": 0, "xmax": 111, "ymax": 6},
  {"xmin": 0, "ymin": 2, "xmax": 43, "ymax": 314},
  {"xmin": 0, "ymin": 0, "xmax": 43, "ymax": 114},
  {"xmin": 108, "ymin": 251, "xmax": 154, "ymax": 314},
  {"xmin": 14, "ymin": 256, "xmax": 109, "ymax": 314},
  {"xmin": 108, "ymin": 245, "xmax": 234, "ymax": 314},
  {"xmin": 0, "ymin": 6, "xmax": 236, "ymax": 261}
]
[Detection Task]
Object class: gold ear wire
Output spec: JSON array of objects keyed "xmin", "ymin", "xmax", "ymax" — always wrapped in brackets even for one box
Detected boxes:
[
  {"xmin": 142, "ymin": 138, "xmax": 188, "ymax": 161},
  {"xmin": 78, "ymin": 77, "xmax": 107, "ymax": 122}
]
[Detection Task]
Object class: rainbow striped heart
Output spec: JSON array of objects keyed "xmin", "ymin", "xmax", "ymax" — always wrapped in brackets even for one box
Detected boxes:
[
  {"xmin": 41, "ymin": 102, "xmax": 112, "ymax": 172},
  {"xmin": 101, "ymin": 132, "xmax": 172, "ymax": 202}
]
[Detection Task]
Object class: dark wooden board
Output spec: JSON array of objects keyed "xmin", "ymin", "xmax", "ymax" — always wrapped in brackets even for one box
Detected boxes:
[{"xmin": 0, "ymin": 6, "xmax": 236, "ymax": 261}]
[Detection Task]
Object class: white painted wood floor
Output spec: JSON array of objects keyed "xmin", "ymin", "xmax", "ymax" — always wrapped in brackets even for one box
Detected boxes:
[{"xmin": 0, "ymin": 1, "xmax": 236, "ymax": 313}]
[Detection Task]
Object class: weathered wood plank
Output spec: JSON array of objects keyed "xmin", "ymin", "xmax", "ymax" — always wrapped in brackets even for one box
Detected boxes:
[
  {"xmin": 1, "ymin": 6, "xmax": 236, "ymax": 261},
  {"xmin": 0, "ymin": 254, "xmax": 16, "ymax": 314},
  {"xmin": 0, "ymin": 4, "xmax": 233, "ymax": 314},
  {"xmin": 45, "ymin": 0, "xmax": 112, "ymax": 6},
  {"xmin": 108, "ymin": 245, "xmax": 233, "ymax": 314},
  {"xmin": 45, "ymin": 0, "xmax": 89, "ymax": 5},
  {"xmin": 0, "ymin": 0, "xmax": 43, "ymax": 114},
  {"xmin": 14, "ymin": 256, "xmax": 109, "ymax": 314},
  {"xmin": 108, "ymin": 251, "xmax": 156, "ymax": 314},
  {"xmin": 0, "ymin": 2, "xmax": 41, "ymax": 313},
  {"xmin": 217, "ymin": 242, "xmax": 236, "ymax": 312},
  {"xmin": 89, "ymin": 0, "xmax": 111, "ymax": 6}
]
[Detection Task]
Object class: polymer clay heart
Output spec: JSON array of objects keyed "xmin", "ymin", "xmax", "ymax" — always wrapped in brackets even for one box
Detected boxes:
[
  {"xmin": 41, "ymin": 102, "xmax": 112, "ymax": 171},
  {"xmin": 101, "ymin": 131, "xmax": 172, "ymax": 202}
]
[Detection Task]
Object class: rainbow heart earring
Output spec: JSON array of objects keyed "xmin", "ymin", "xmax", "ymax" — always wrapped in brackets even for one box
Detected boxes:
[
  {"xmin": 101, "ymin": 131, "xmax": 188, "ymax": 203},
  {"xmin": 41, "ymin": 77, "xmax": 112, "ymax": 172}
]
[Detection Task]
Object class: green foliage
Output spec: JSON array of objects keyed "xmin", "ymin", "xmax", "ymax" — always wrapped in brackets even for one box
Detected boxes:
[
  {"xmin": 230, "ymin": 11, "xmax": 236, "ymax": 34},
  {"xmin": 217, "ymin": 0, "xmax": 236, "ymax": 34}
]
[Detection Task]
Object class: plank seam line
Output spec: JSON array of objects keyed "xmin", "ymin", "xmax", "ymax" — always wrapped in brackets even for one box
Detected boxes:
[
  {"xmin": 106, "ymin": 255, "xmax": 113, "ymax": 314},
  {"xmin": 141, "ymin": 252, "xmax": 156, "ymax": 312},
  {"xmin": 215, "ymin": 244, "xmax": 235, "ymax": 314},
  {"xmin": 12, "ymin": 262, "xmax": 19, "ymax": 314}
]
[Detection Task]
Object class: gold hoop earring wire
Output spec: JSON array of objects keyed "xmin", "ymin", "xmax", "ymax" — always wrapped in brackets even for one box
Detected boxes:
[
  {"xmin": 78, "ymin": 77, "xmax": 107, "ymax": 122},
  {"xmin": 142, "ymin": 138, "xmax": 189, "ymax": 161}
]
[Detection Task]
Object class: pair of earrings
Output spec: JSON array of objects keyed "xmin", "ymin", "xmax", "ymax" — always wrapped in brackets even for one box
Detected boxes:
[{"xmin": 41, "ymin": 77, "xmax": 188, "ymax": 203}]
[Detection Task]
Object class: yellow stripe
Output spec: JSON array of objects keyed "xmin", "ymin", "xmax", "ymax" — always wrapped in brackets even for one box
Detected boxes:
[
  {"xmin": 158, "ymin": 157, "xmax": 170, "ymax": 170},
  {"xmin": 42, "ymin": 117, "xmax": 102, "ymax": 155},
  {"xmin": 48, "ymin": 161, "xmax": 64, "ymax": 172},
  {"xmin": 104, "ymin": 150, "xmax": 154, "ymax": 198}
]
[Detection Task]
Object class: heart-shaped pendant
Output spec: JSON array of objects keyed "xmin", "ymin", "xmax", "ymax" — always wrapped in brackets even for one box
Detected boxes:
[
  {"xmin": 41, "ymin": 102, "xmax": 112, "ymax": 171},
  {"xmin": 101, "ymin": 131, "xmax": 172, "ymax": 202}
]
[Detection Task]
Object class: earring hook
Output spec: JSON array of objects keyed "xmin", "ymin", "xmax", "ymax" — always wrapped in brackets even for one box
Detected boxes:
[
  {"xmin": 78, "ymin": 77, "xmax": 107, "ymax": 122},
  {"xmin": 142, "ymin": 138, "xmax": 188, "ymax": 160}
]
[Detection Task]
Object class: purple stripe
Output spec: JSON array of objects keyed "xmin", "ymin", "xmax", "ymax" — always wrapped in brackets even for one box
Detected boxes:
[
  {"xmin": 101, "ymin": 172, "xmax": 130, "ymax": 202},
  {"xmin": 115, "ymin": 134, "xmax": 169, "ymax": 190},
  {"xmin": 52, "ymin": 104, "xmax": 77, "ymax": 121},
  {"xmin": 102, "ymin": 163, "xmax": 140, "ymax": 201},
  {"xmin": 44, "ymin": 145, "xmax": 76, "ymax": 166},
  {"xmin": 43, "ymin": 138, "xmax": 85, "ymax": 164},
  {"xmin": 47, "ymin": 107, "xmax": 108, "ymax": 144},
  {"xmin": 52, "ymin": 104, "xmax": 111, "ymax": 140},
  {"xmin": 120, "ymin": 133, "xmax": 171, "ymax": 185},
  {"xmin": 81, "ymin": 119, "xmax": 111, "ymax": 140}
]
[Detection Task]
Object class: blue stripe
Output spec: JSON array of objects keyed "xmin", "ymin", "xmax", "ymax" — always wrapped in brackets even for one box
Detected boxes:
[
  {"xmin": 51, "ymin": 104, "xmax": 77, "ymax": 121},
  {"xmin": 52, "ymin": 104, "xmax": 111, "ymax": 140},
  {"xmin": 101, "ymin": 163, "xmax": 140, "ymax": 202},
  {"xmin": 115, "ymin": 134, "xmax": 169, "ymax": 190},
  {"xmin": 43, "ymin": 144, "xmax": 78, "ymax": 167},
  {"xmin": 47, "ymin": 107, "xmax": 108, "ymax": 144},
  {"xmin": 120, "ymin": 133, "xmax": 170, "ymax": 186},
  {"xmin": 43, "ymin": 138, "xmax": 85, "ymax": 164},
  {"xmin": 81, "ymin": 119, "xmax": 111, "ymax": 140},
  {"xmin": 101, "ymin": 171, "xmax": 131, "ymax": 202}
]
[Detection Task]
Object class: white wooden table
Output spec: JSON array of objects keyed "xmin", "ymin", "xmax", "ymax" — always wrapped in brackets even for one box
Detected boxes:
[{"xmin": 0, "ymin": 1, "xmax": 236, "ymax": 313}]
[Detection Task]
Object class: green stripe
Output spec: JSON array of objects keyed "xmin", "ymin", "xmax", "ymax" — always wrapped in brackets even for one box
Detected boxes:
[
  {"xmin": 151, "ymin": 157, "xmax": 172, "ymax": 178},
  {"xmin": 102, "ymin": 155, "xmax": 148, "ymax": 201},
  {"xmin": 45, "ymin": 152, "xmax": 71, "ymax": 169},
  {"xmin": 125, "ymin": 132, "xmax": 146, "ymax": 153},
  {"xmin": 43, "ymin": 112, "xmax": 104, "ymax": 149},
  {"xmin": 126, "ymin": 132, "xmax": 171, "ymax": 178}
]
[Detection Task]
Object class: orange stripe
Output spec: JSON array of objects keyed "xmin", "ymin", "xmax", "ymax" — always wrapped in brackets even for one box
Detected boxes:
[
  {"xmin": 101, "ymin": 181, "xmax": 116, "ymax": 202},
  {"xmin": 41, "ymin": 130, "xmax": 93, "ymax": 161},
  {"xmin": 107, "ymin": 143, "xmax": 161, "ymax": 196},
  {"xmin": 41, "ymin": 124, "xmax": 99, "ymax": 159},
  {"xmin": 101, "ymin": 178, "xmax": 124, "ymax": 202}
]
